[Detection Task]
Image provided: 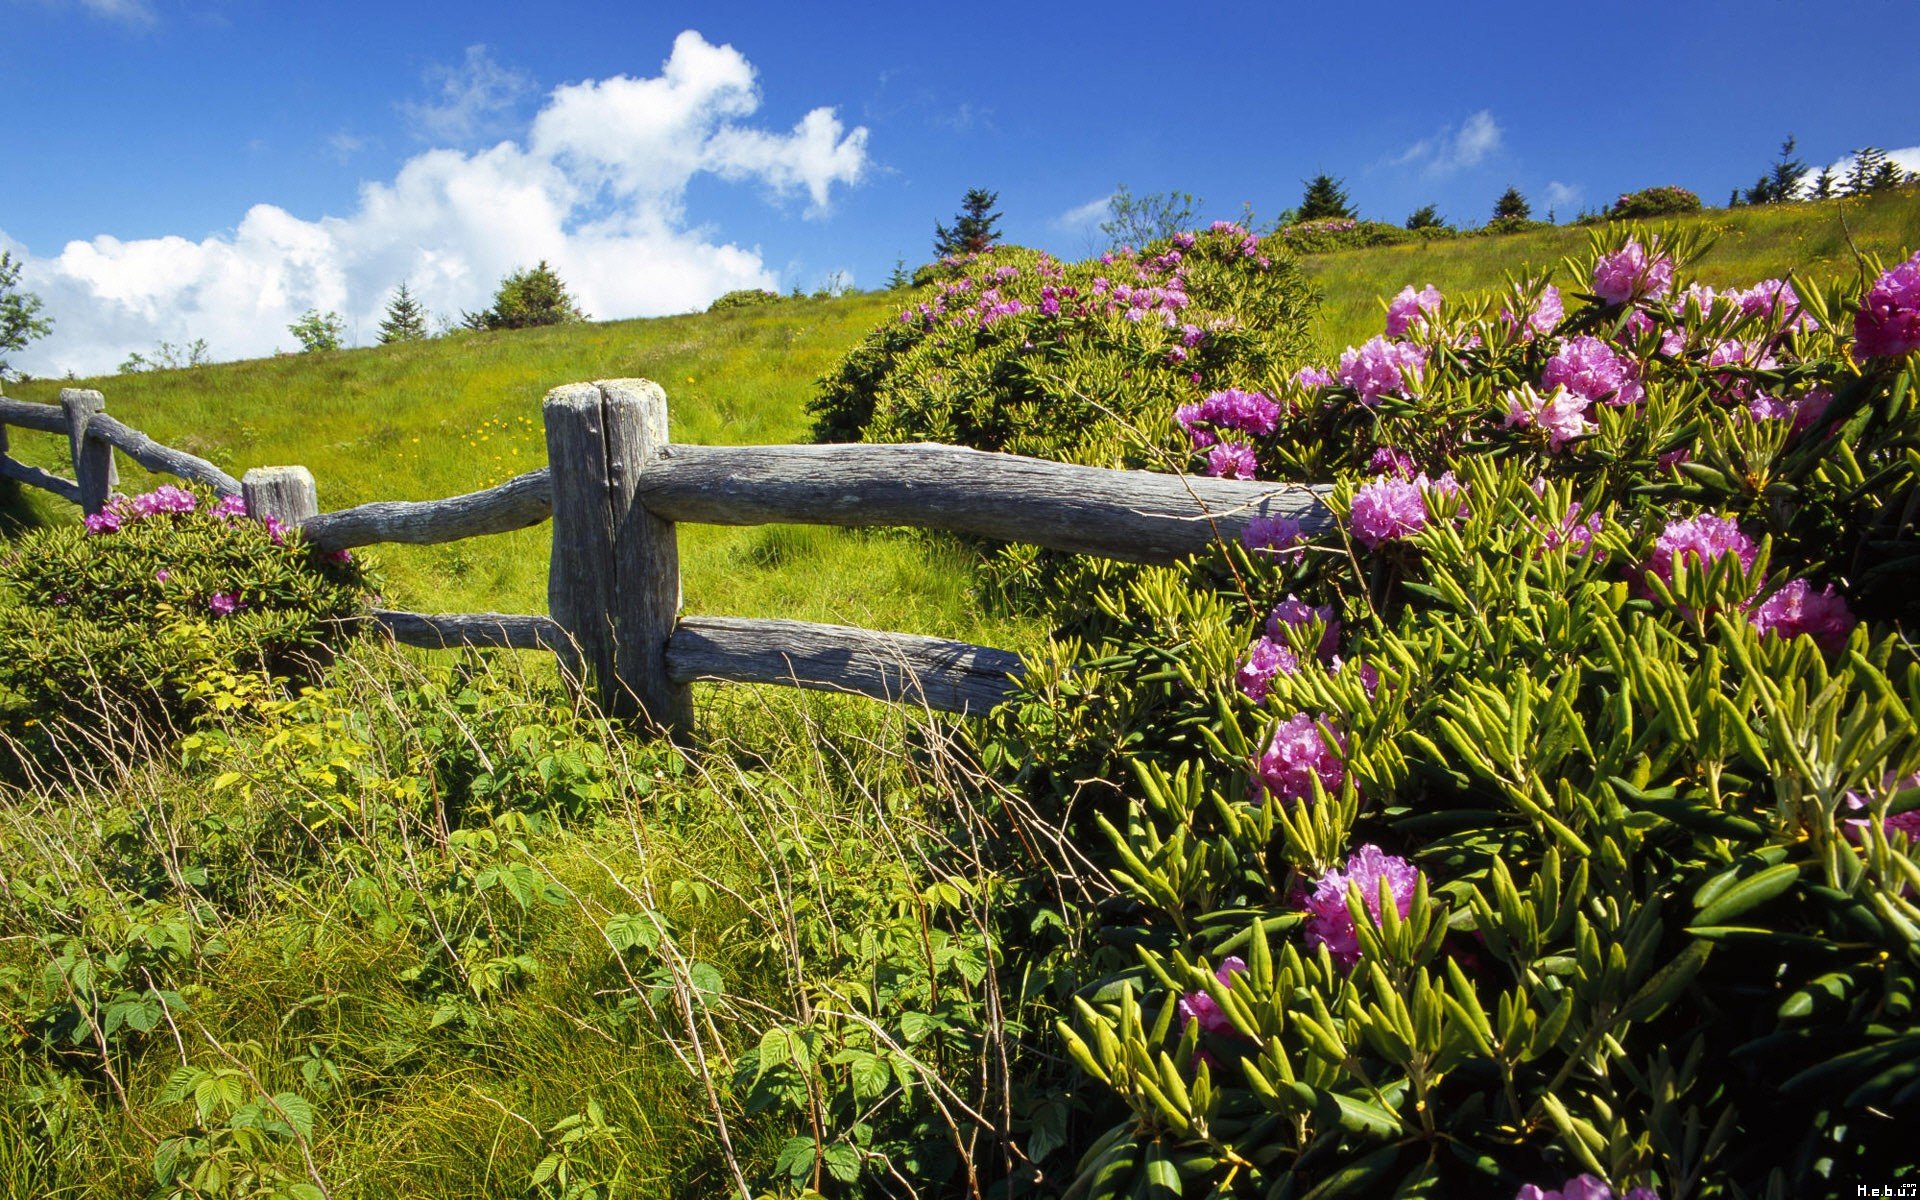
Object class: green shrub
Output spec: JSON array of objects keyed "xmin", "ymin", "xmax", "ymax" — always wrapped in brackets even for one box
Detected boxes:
[
  {"xmin": 0, "ymin": 484, "xmax": 367, "ymax": 764},
  {"xmin": 1275, "ymin": 218, "xmax": 1457, "ymax": 254},
  {"xmin": 707, "ymin": 288, "xmax": 782, "ymax": 313},
  {"xmin": 810, "ymin": 232, "xmax": 1316, "ymax": 465},
  {"xmin": 1608, "ymin": 185, "xmax": 1704, "ymax": 221},
  {"xmin": 986, "ymin": 230, "xmax": 1920, "ymax": 1195}
]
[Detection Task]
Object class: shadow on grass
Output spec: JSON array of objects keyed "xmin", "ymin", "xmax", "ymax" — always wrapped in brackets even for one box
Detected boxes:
[{"xmin": 0, "ymin": 481, "xmax": 49, "ymax": 539}]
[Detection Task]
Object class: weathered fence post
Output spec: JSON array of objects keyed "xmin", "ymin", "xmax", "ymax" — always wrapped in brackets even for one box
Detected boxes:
[
  {"xmin": 59, "ymin": 388, "xmax": 116, "ymax": 514},
  {"xmin": 241, "ymin": 466, "xmax": 319, "ymax": 526},
  {"xmin": 543, "ymin": 378, "xmax": 692, "ymax": 737}
]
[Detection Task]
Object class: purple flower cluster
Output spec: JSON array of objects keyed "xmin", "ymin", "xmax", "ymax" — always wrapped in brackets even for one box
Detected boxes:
[
  {"xmin": 1349, "ymin": 473, "xmax": 1460, "ymax": 549},
  {"xmin": 1207, "ymin": 443, "xmax": 1259, "ymax": 479},
  {"xmin": 83, "ymin": 485, "xmax": 201, "ymax": 535},
  {"xmin": 1642, "ymin": 514, "xmax": 1757, "ymax": 589},
  {"xmin": 1542, "ymin": 336, "xmax": 1644, "ymax": 407},
  {"xmin": 1176, "ymin": 389, "xmax": 1282, "ymax": 448},
  {"xmin": 1842, "ymin": 773, "xmax": 1920, "ymax": 846},
  {"xmin": 1591, "ymin": 239, "xmax": 1674, "ymax": 305},
  {"xmin": 1267, "ymin": 595, "xmax": 1340, "ymax": 660},
  {"xmin": 1336, "ymin": 336, "xmax": 1427, "ymax": 404},
  {"xmin": 1384, "ymin": 284, "xmax": 1442, "ymax": 337},
  {"xmin": 207, "ymin": 591, "xmax": 243, "ymax": 617},
  {"xmin": 1854, "ymin": 249, "xmax": 1920, "ymax": 360},
  {"xmin": 1257, "ymin": 712, "xmax": 1346, "ymax": 803},
  {"xmin": 1242, "ymin": 514, "xmax": 1304, "ymax": 557},
  {"xmin": 1236, "ymin": 636, "xmax": 1299, "ymax": 702},
  {"xmin": 1517, "ymin": 1176, "xmax": 1658, "ymax": 1200},
  {"xmin": 1293, "ymin": 365, "xmax": 1334, "ymax": 389},
  {"xmin": 1504, "ymin": 384, "xmax": 1595, "ymax": 451},
  {"xmin": 1176, "ymin": 956, "xmax": 1247, "ymax": 1037},
  {"xmin": 1501, "ymin": 283, "xmax": 1565, "ymax": 340},
  {"xmin": 1281, "ymin": 218, "xmax": 1358, "ymax": 237},
  {"xmin": 1750, "ymin": 578, "xmax": 1856, "ymax": 650},
  {"xmin": 1304, "ymin": 844, "xmax": 1421, "ymax": 967}
]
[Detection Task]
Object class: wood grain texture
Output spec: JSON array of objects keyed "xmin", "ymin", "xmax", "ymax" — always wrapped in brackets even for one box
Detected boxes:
[
  {"xmin": 544, "ymin": 383, "xmax": 621, "ymax": 710},
  {"xmin": 599, "ymin": 379, "xmax": 693, "ymax": 735},
  {"xmin": 665, "ymin": 615, "xmax": 1023, "ymax": 714},
  {"xmin": 0, "ymin": 397, "xmax": 69, "ymax": 434},
  {"xmin": 59, "ymin": 390, "xmax": 115, "ymax": 514},
  {"xmin": 242, "ymin": 467, "xmax": 319, "ymax": 526},
  {"xmin": 299, "ymin": 469, "xmax": 551, "ymax": 550},
  {"xmin": 0, "ymin": 454, "xmax": 82, "ymax": 503},
  {"xmin": 93, "ymin": 414, "xmax": 242, "ymax": 495},
  {"xmin": 370, "ymin": 609, "xmax": 568, "ymax": 652},
  {"xmin": 638, "ymin": 443, "xmax": 1331, "ymax": 563}
]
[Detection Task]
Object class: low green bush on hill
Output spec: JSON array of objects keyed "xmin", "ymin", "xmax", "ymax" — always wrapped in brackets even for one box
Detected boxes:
[{"xmin": 707, "ymin": 288, "xmax": 782, "ymax": 313}]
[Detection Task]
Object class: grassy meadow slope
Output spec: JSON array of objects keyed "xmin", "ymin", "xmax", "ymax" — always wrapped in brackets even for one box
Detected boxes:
[
  {"xmin": 5, "ymin": 293, "xmax": 1021, "ymax": 651},
  {"xmin": 1304, "ymin": 186, "xmax": 1920, "ymax": 352}
]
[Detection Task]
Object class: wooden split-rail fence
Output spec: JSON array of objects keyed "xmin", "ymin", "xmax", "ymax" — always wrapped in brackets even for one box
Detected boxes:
[{"xmin": 0, "ymin": 380, "xmax": 1332, "ymax": 738}]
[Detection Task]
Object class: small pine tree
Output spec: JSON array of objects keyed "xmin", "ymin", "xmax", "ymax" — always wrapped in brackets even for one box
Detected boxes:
[
  {"xmin": 1810, "ymin": 167, "xmax": 1837, "ymax": 200},
  {"xmin": 464, "ymin": 261, "xmax": 587, "ymax": 331},
  {"xmin": 1492, "ymin": 187, "xmax": 1531, "ymax": 221},
  {"xmin": 289, "ymin": 309, "xmax": 344, "ymax": 353},
  {"xmin": 1845, "ymin": 147, "xmax": 1901, "ymax": 195},
  {"xmin": 377, "ymin": 283, "xmax": 429, "ymax": 344},
  {"xmin": 886, "ymin": 258, "xmax": 911, "ymax": 289},
  {"xmin": 1404, "ymin": 204, "xmax": 1444, "ymax": 231},
  {"xmin": 932, "ymin": 189, "xmax": 1002, "ymax": 257},
  {"xmin": 1744, "ymin": 135, "xmax": 1807, "ymax": 204},
  {"xmin": 1297, "ymin": 174, "xmax": 1356, "ymax": 222}
]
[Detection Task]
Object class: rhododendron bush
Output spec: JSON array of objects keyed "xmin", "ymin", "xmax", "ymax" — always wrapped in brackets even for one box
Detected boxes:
[
  {"xmin": 0, "ymin": 483, "xmax": 367, "ymax": 766},
  {"xmin": 982, "ymin": 231, "xmax": 1920, "ymax": 1196}
]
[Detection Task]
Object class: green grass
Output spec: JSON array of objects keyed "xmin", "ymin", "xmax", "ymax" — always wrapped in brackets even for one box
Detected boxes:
[
  {"xmin": 1303, "ymin": 186, "xmax": 1920, "ymax": 354},
  {"xmin": 5, "ymin": 294, "xmax": 1028, "ymax": 653}
]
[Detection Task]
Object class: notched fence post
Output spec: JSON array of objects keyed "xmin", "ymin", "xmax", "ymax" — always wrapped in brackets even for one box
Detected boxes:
[
  {"xmin": 241, "ymin": 466, "xmax": 320, "ymax": 526},
  {"xmin": 543, "ymin": 378, "xmax": 692, "ymax": 738},
  {"xmin": 59, "ymin": 388, "xmax": 116, "ymax": 514}
]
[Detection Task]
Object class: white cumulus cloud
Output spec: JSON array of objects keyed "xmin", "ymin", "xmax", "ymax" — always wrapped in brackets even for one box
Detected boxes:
[
  {"xmin": 1392, "ymin": 109, "xmax": 1503, "ymax": 176},
  {"xmin": 6, "ymin": 30, "xmax": 869, "ymax": 377},
  {"xmin": 1052, "ymin": 194, "xmax": 1113, "ymax": 232},
  {"xmin": 1544, "ymin": 181, "xmax": 1583, "ymax": 214}
]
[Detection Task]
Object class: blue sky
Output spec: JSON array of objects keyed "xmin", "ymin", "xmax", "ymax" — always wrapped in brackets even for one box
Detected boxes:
[{"xmin": 4, "ymin": 0, "xmax": 1917, "ymax": 374}]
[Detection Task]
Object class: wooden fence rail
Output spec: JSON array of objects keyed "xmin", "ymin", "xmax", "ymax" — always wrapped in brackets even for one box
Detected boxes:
[{"xmin": 0, "ymin": 379, "xmax": 1333, "ymax": 737}]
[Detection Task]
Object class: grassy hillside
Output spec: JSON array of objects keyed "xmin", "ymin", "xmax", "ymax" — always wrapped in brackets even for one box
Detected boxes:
[
  {"xmin": 5, "ymin": 294, "xmax": 1027, "ymax": 652},
  {"xmin": 1304, "ymin": 186, "xmax": 1920, "ymax": 353}
]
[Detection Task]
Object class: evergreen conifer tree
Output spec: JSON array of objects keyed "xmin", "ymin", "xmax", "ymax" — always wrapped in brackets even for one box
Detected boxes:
[
  {"xmin": 1744, "ymin": 135, "xmax": 1807, "ymax": 204},
  {"xmin": 1297, "ymin": 174, "xmax": 1356, "ymax": 221},
  {"xmin": 377, "ymin": 283, "xmax": 429, "ymax": 344},
  {"xmin": 932, "ymin": 189, "xmax": 1002, "ymax": 257},
  {"xmin": 1845, "ymin": 147, "xmax": 1900, "ymax": 195},
  {"xmin": 1404, "ymin": 204, "xmax": 1444, "ymax": 231},
  {"xmin": 1492, "ymin": 187, "xmax": 1531, "ymax": 222}
]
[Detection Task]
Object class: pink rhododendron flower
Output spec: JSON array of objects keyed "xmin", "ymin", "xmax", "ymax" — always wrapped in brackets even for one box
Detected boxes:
[
  {"xmin": 1294, "ymin": 365, "xmax": 1335, "ymax": 389},
  {"xmin": 1207, "ymin": 443, "xmax": 1259, "ymax": 479},
  {"xmin": 1368, "ymin": 446, "xmax": 1417, "ymax": 477},
  {"xmin": 1539, "ymin": 502, "xmax": 1605, "ymax": 558},
  {"xmin": 1517, "ymin": 1176, "xmax": 1658, "ymax": 1200},
  {"xmin": 1749, "ymin": 578, "xmax": 1855, "ymax": 650},
  {"xmin": 1384, "ymin": 284, "xmax": 1442, "ymax": 336},
  {"xmin": 1841, "ymin": 773, "xmax": 1920, "ymax": 846},
  {"xmin": 1733, "ymin": 279, "xmax": 1812, "ymax": 332},
  {"xmin": 1266, "ymin": 595, "xmax": 1339, "ymax": 661},
  {"xmin": 1501, "ymin": 284, "xmax": 1563, "ymax": 339},
  {"xmin": 207, "ymin": 592, "xmax": 242, "ymax": 617},
  {"xmin": 1592, "ymin": 240, "xmax": 1674, "ymax": 305},
  {"xmin": 1237, "ymin": 637, "xmax": 1300, "ymax": 702},
  {"xmin": 1504, "ymin": 384, "xmax": 1596, "ymax": 451},
  {"xmin": 1349, "ymin": 476, "xmax": 1428, "ymax": 548},
  {"xmin": 1853, "ymin": 250, "xmax": 1920, "ymax": 359},
  {"xmin": 1176, "ymin": 956, "xmax": 1248, "ymax": 1037},
  {"xmin": 1336, "ymin": 337, "xmax": 1426, "ymax": 404},
  {"xmin": 1542, "ymin": 336, "xmax": 1644, "ymax": 407},
  {"xmin": 1747, "ymin": 386, "xmax": 1832, "ymax": 435},
  {"xmin": 131, "ymin": 485, "xmax": 198, "ymax": 517},
  {"xmin": 211, "ymin": 494, "xmax": 249, "ymax": 520},
  {"xmin": 1242, "ymin": 514, "xmax": 1304, "ymax": 556},
  {"xmin": 1642, "ymin": 514, "xmax": 1757, "ymax": 590},
  {"xmin": 83, "ymin": 510, "xmax": 122, "ymax": 535},
  {"xmin": 1304, "ymin": 844, "xmax": 1420, "ymax": 967},
  {"xmin": 1257, "ymin": 713, "xmax": 1346, "ymax": 803}
]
